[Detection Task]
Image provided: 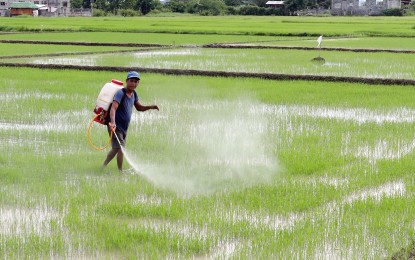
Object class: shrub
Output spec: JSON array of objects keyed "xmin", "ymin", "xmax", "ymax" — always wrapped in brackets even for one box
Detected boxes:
[
  {"xmin": 119, "ymin": 8, "xmax": 140, "ymax": 16},
  {"xmin": 166, "ymin": 0, "xmax": 187, "ymax": 13},
  {"xmin": 225, "ymin": 6, "xmax": 237, "ymax": 14},
  {"xmin": 238, "ymin": 5, "xmax": 258, "ymax": 15},
  {"xmin": 403, "ymin": 2, "xmax": 415, "ymax": 16},
  {"xmin": 92, "ymin": 9, "xmax": 107, "ymax": 16},
  {"xmin": 381, "ymin": 8, "xmax": 402, "ymax": 16},
  {"xmin": 265, "ymin": 7, "xmax": 284, "ymax": 15}
]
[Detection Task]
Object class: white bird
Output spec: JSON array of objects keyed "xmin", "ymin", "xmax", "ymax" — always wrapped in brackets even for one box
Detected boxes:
[{"xmin": 317, "ymin": 35, "xmax": 323, "ymax": 48}]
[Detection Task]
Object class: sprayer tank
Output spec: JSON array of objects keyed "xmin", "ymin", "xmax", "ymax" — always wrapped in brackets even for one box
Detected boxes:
[{"xmin": 95, "ymin": 79, "xmax": 124, "ymax": 111}]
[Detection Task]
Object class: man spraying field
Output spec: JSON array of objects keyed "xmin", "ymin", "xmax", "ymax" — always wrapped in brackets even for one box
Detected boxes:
[{"xmin": 102, "ymin": 71, "xmax": 159, "ymax": 172}]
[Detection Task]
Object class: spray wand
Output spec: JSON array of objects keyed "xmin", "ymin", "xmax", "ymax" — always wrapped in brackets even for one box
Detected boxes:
[
  {"xmin": 111, "ymin": 127, "xmax": 122, "ymax": 147},
  {"xmin": 109, "ymin": 123, "xmax": 125, "ymax": 152}
]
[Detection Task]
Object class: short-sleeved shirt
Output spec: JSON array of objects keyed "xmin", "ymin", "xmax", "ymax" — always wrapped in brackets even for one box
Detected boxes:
[{"xmin": 113, "ymin": 89, "xmax": 139, "ymax": 133}]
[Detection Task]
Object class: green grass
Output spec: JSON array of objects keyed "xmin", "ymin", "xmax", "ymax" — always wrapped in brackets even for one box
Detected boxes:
[
  {"xmin": 1, "ymin": 16, "xmax": 415, "ymax": 37},
  {"xmin": 0, "ymin": 31, "xmax": 301, "ymax": 45},
  {"xmin": 6, "ymin": 47, "xmax": 415, "ymax": 80},
  {"xmin": 239, "ymin": 36, "xmax": 415, "ymax": 50},
  {"xmin": 0, "ymin": 43, "xmax": 145, "ymax": 57},
  {"xmin": 1, "ymin": 32, "xmax": 414, "ymax": 51},
  {"xmin": 1, "ymin": 66, "xmax": 415, "ymax": 258},
  {"xmin": 1, "ymin": 17, "xmax": 415, "ymax": 258}
]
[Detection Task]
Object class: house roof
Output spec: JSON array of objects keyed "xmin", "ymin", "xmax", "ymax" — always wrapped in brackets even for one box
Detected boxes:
[
  {"xmin": 266, "ymin": 1, "xmax": 285, "ymax": 4},
  {"xmin": 10, "ymin": 2, "xmax": 39, "ymax": 9}
]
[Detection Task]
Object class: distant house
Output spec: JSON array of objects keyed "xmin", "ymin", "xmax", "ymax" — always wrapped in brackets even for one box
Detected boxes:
[
  {"xmin": 331, "ymin": 0, "xmax": 402, "ymax": 15},
  {"xmin": 265, "ymin": 0, "xmax": 285, "ymax": 8},
  {"xmin": 0, "ymin": 0, "xmax": 69, "ymax": 16},
  {"xmin": 10, "ymin": 2, "xmax": 39, "ymax": 16}
]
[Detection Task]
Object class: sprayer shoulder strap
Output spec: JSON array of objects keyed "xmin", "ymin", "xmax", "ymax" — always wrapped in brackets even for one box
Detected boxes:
[
  {"xmin": 119, "ymin": 88, "xmax": 127, "ymax": 104},
  {"xmin": 104, "ymin": 89, "xmax": 127, "ymax": 124},
  {"xmin": 119, "ymin": 88, "xmax": 137, "ymax": 105}
]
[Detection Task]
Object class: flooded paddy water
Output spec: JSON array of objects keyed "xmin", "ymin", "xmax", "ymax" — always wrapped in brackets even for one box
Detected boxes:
[
  {"xmin": 1, "ymin": 30, "xmax": 415, "ymax": 259},
  {"xmin": 5, "ymin": 47, "xmax": 415, "ymax": 80},
  {"xmin": 2, "ymin": 79, "xmax": 414, "ymax": 258}
]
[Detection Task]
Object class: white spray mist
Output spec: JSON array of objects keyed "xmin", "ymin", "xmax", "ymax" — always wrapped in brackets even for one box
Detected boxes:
[{"xmin": 124, "ymin": 98, "xmax": 280, "ymax": 196}]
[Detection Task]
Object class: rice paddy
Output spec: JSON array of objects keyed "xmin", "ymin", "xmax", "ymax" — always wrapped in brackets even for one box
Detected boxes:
[
  {"xmin": 0, "ymin": 32, "xmax": 295, "ymax": 45},
  {"xmin": 5, "ymin": 47, "xmax": 415, "ymax": 80},
  {"xmin": 1, "ymin": 16, "xmax": 415, "ymax": 259}
]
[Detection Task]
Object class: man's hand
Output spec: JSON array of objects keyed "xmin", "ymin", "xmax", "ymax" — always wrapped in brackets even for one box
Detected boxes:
[{"xmin": 108, "ymin": 122, "xmax": 116, "ymax": 132}]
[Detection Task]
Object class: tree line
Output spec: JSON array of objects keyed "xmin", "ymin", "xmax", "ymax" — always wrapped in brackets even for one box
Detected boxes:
[{"xmin": 71, "ymin": 0, "xmax": 415, "ymax": 16}]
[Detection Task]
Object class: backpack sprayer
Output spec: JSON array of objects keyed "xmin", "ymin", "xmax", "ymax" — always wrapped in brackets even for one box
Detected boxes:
[{"xmin": 88, "ymin": 79, "xmax": 124, "ymax": 150}]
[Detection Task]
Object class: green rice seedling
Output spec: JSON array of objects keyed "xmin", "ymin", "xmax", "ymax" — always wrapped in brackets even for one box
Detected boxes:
[
  {"xmin": 1, "ymin": 65, "xmax": 415, "ymax": 258},
  {"xmin": 0, "ymin": 17, "xmax": 412, "ymax": 259},
  {"xmin": 1, "ymin": 16, "xmax": 415, "ymax": 37},
  {"xmin": 238, "ymin": 36, "xmax": 415, "ymax": 51},
  {"xmin": 0, "ymin": 32, "xmax": 301, "ymax": 46},
  {"xmin": 0, "ymin": 43, "xmax": 146, "ymax": 57},
  {"xmin": 9, "ymin": 47, "xmax": 415, "ymax": 80},
  {"xmin": 1, "ymin": 32, "xmax": 412, "ymax": 51}
]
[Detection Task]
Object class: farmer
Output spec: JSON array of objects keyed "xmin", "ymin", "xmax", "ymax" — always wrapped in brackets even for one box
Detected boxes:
[{"xmin": 103, "ymin": 71, "xmax": 159, "ymax": 172}]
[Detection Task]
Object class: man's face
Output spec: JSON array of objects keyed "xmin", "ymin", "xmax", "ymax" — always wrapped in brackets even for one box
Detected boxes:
[{"xmin": 126, "ymin": 78, "xmax": 139, "ymax": 91}]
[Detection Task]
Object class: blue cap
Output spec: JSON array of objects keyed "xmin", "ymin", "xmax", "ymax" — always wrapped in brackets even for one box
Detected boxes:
[{"xmin": 127, "ymin": 71, "xmax": 140, "ymax": 80}]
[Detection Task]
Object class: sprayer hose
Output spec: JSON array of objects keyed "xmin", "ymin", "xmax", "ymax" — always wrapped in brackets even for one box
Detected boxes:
[{"xmin": 87, "ymin": 114, "xmax": 112, "ymax": 150}]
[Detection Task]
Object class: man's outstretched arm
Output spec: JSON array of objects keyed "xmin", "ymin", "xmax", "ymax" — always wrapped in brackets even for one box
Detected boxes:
[{"xmin": 134, "ymin": 101, "xmax": 159, "ymax": 112}]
